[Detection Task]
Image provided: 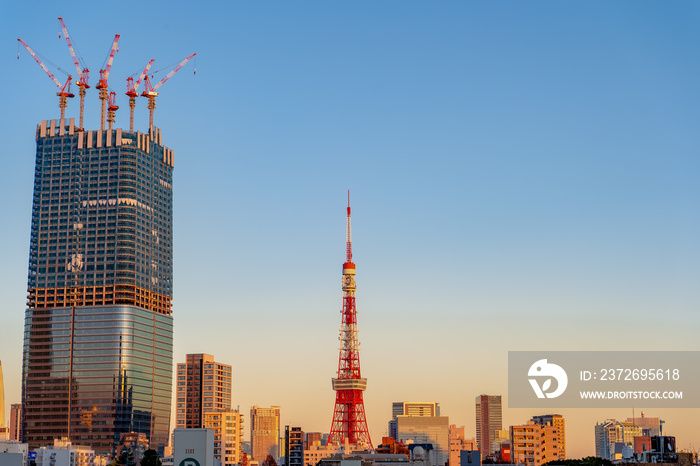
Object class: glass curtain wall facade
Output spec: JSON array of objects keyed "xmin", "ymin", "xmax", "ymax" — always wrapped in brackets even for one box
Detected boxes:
[{"xmin": 22, "ymin": 119, "xmax": 174, "ymax": 454}]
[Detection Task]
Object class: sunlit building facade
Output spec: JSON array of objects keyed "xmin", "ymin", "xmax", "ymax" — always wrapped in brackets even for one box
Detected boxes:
[{"xmin": 21, "ymin": 120, "xmax": 174, "ymax": 453}]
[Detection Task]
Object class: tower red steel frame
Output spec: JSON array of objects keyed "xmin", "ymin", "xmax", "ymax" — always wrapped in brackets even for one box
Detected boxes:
[{"xmin": 328, "ymin": 194, "xmax": 373, "ymax": 449}]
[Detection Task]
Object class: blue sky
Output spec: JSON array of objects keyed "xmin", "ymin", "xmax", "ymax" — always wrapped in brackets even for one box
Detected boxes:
[{"xmin": 1, "ymin": 1, "xmax": 699, "ymax": 457}]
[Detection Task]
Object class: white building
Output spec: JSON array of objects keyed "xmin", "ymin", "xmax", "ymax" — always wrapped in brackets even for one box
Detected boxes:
[
  {"xmin": 0, "ymin": 440, "xmax": 29, "ymax": 466},
  {"xmin": 35, "ymin": 438, "xmax": 95, "ymax": 466},
  {"xmin": 397, "ymin": 416, "xmax": 450, "ymax": 466}
]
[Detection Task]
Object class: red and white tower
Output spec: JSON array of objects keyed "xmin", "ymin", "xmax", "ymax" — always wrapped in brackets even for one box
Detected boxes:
[{"xmin": 328, "ymin": 194, "xmax": 373, "ymax": 449}]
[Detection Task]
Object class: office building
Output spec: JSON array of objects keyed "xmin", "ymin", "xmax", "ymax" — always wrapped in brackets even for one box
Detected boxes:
[
  {"xmin": 0, "ymin": 361, "xmax": 4, "ymax": 431},
  {"xmin": 9, "ymin": 405, "xmax": 22, "ymax": 441},
  {"xmin": 389, "ymin": 403, "xmax": 441, "ymax": 441},
  {"xmin": 396, "ymin": 415, "xmax": 450, "ymax": 466},
  {"xmin": 305, "ymin": 432, "xmax": 323, "ymax": 449},
  {"xmin": 176, "ymin": 354, "xmax": 233, "ymax": 428},
  {"xmin": 21, "ymin": 121, "xmax": 174, "ymax": 453},
  {"xmin": 475, "ymin": 395, "xmax": 502, "ymax": 457},
  {"xmin": 510, "ymin": 415, "xmax": 565, "ymax": 466},
  {"xmin": 251, "ymin": 406, "xmax": 280, "ymax": 461},
  {"xmin": 625, "ymin": 413, "xmax": 661, "ymax": 437},
  {"xmin": 204, "ymin": 409, "xmax": 243, "ymax": 466}
]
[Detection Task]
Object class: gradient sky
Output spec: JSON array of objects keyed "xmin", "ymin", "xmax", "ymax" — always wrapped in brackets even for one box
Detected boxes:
[{"xmin": 1, "ymin": 1, "xmax": 699, "ymax": 459}]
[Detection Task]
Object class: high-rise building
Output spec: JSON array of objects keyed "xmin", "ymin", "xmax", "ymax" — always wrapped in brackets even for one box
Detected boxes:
[
  {"xmin": 250, "ymin": 406, "xmax": 280, "ymax": 462},
  {"xmin": 305, "ymin": 432, "xmax": 323, "ymax": 449},
  {"xmin": 396, "ymin": 415, "xmax": 450, "ymax": 466},
  {"xmin": 176, "ymin": 354, "xmax": 233, "ymax": 429},
  {"xmin": 475, "ymin": 395, "xmax": 502, "ymax": 457},
  {"xmin": 204, "ymin": 409, "xmax": 243, "ymax": 466},
  {"xmin": 21, "ymin": 120, "xmax": 175, "ymax": 453},
  {"xmin": 389, "ymin": 402, "xmax": 441, "ymax": 440},
  {"xmin": 9, "ymin": 405, "xmax": 22, "ymax": 442},
  {"xmin": 510, "ymin": 415, "xmax": 565, "ymax": 466}
]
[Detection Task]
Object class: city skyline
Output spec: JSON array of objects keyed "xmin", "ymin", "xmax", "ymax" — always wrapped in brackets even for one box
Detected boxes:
[{"xmin": 1, "ymin": 2, "xmax": 699, "ymax": 459}]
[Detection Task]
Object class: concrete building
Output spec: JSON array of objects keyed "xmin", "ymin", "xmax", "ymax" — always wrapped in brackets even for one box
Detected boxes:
[
  {"xmin": 0, "ymin": 440, "xmax": 29, "ymax": 466},
  {"xmin": 625, "ymin": 413, "xmax": 661, "ymax": 437},
  {"xmin": 21, "ymin": 121, "xmax": 175, "ymax": 453},
  {"xmin": 595, "ymin": 420, "xmax": 642, "ymax": 460},
  {"xmin": 9, "ymin": 404, "xmax": 21, "ymax": 441},
  {"xmin": 389, "ymin": 403, "xmax": 440, "ymax": 441},
  {"xmin": 510, "ymin": 414, "xmax": 565, "ymax": 466},
  {"xmin": 286, "ymin": 426, "xmax": 304, "ymax": 466},
  {"xmin": 204, "ymin": 409, "xmax": 244, "ymax": 466},
  {"xmin": 396, "ymin": 415, "xmax": 450, "ymax": 466},
  {"xmin": 448, "ymin": 425, "xmax": 476, "ymax": 466},
  {"xmin": 35, "ymin": 438, "xmax": 95, "ymax": 466},
  {"xmin": 174, "ymin": 428, "xmax": 216, "ymax": 466},
  {"xmin": 251, "ymin": 406, "xmax": 281, "ymax": 461},
  {"xmin": 176, "ymin": 354, "xmax": 233, "ymax": 429},
  {"xmin": 475, "ymin": 395, "xmax": 502, "ymax": 457}
]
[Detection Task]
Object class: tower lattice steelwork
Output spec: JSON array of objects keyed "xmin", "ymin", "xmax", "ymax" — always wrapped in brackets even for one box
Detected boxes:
[{"xmin": 328, "ymin": 196, "xmax": 372, "ymax": 448}]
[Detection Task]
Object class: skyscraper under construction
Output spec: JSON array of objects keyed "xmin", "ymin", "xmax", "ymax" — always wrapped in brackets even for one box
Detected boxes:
[{"xmin": 21, "ymin": 118, "xmax": 175, "ymax": 454}]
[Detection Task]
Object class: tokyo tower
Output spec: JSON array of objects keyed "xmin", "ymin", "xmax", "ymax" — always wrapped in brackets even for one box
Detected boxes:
[{"xmin": 328, "ymin": 194, "xmax": 373, "ymax": 449}]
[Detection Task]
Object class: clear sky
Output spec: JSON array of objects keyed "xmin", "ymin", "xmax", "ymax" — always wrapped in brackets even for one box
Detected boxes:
[{"xmin": 1, "ymin": 1, "xmax": 699, "ymax": 459}]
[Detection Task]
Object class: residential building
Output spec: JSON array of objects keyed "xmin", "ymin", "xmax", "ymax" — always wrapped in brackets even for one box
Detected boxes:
[
  {"xmin": 510, "ymin": 414, "xmax": 565, "ymax": 466},
  {"xmin": 286, "ymin": 426, "xmax": 304, "ymax": 466},
  {"xmin": 475, "ymin": 395, "xmax": 502, "ymax": 457},
  {"xmin": 251, "ymin": 406, "xmax": 280, "ymax": 461},
  {"xmin": 176, "ymin": 354, "xmax": 233, "ymax": 429},
  {"xmin": 396, "ymin": 415, "xmax": 450, "ymax": 466},
  {"xmin": 9, "ymin": 404, "xmax": 21, "ymax": 441},
  {"xmin": 389, "ymin": 403, "xmax": 441, "ymax": 441},
  {"xmin": 21, "ymin": 121, "xmax": 175, "ymax": 453},
  {"xmin": 204, "ymin": 409, "xmax": 244, "ymax": 466}
]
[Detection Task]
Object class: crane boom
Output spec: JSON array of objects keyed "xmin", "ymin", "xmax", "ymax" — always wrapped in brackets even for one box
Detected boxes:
[
  {"xmin": 17, "ymin": 38, "xmax": 63, "ymax": 89},
  {"xmin": 126, "ymin": 59, "xmax": 155, "ymax": 132},
  {"xmin": 151, "ymin": 52, "xmax": 196, "ymax": 93},
  {"xmin": 58, "ymin": 17, "xmax": 89, "ymax": 86},
  {"xmin": 96, "ymin": 35, "xmax": 120, "ymax": 89}
]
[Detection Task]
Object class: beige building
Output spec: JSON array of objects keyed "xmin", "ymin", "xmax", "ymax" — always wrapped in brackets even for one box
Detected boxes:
[
  {"xmin": 510, "ymin": 415, "xmax": 565, "ymax": 466},
  {"xmin": 205, "ymin": 409, "xmax": 244, "ymax": 466},
  {"xmin": 251, "ymin": 406, "xmax": 281, "ymax": 461},
  {"xmin": 448, "ymin": 425, "xmax": 476, "ymax": 466},
  {"xmin": 594, "ymin": 419, "xmax": 642, "ymax": 460}
]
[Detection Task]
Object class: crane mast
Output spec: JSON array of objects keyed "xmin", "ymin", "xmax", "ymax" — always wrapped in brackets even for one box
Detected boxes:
[
  {"xmin": 95, "ymin": 35, "xmax": 120, "ymax": 131},
  {"xmin": 126, "ymin": 59, "xmax": 155, "ymax": 132}
]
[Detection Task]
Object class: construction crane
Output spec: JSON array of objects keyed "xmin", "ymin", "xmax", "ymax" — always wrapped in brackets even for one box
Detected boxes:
[
  {"xmin": 58, "ymin": 17, "xmax": 89, "ymax": 131},
  {"xmin": 141, "ymin": 52, "xmax": 196, "ymax": 135},
  {"xmin": 106, "ymin": 92, "xmax": 119, "ymax": 130},
  {"xmin": 17, "ymin": 38, "xmax": 74, "ymax": 122},
  {"xmin": 95, "ymin": 34, "xmax": 120, "ymax": 131},
  {"xmin": 126, "ymin": 59, "xmax": 155, "ymax": 132}
]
